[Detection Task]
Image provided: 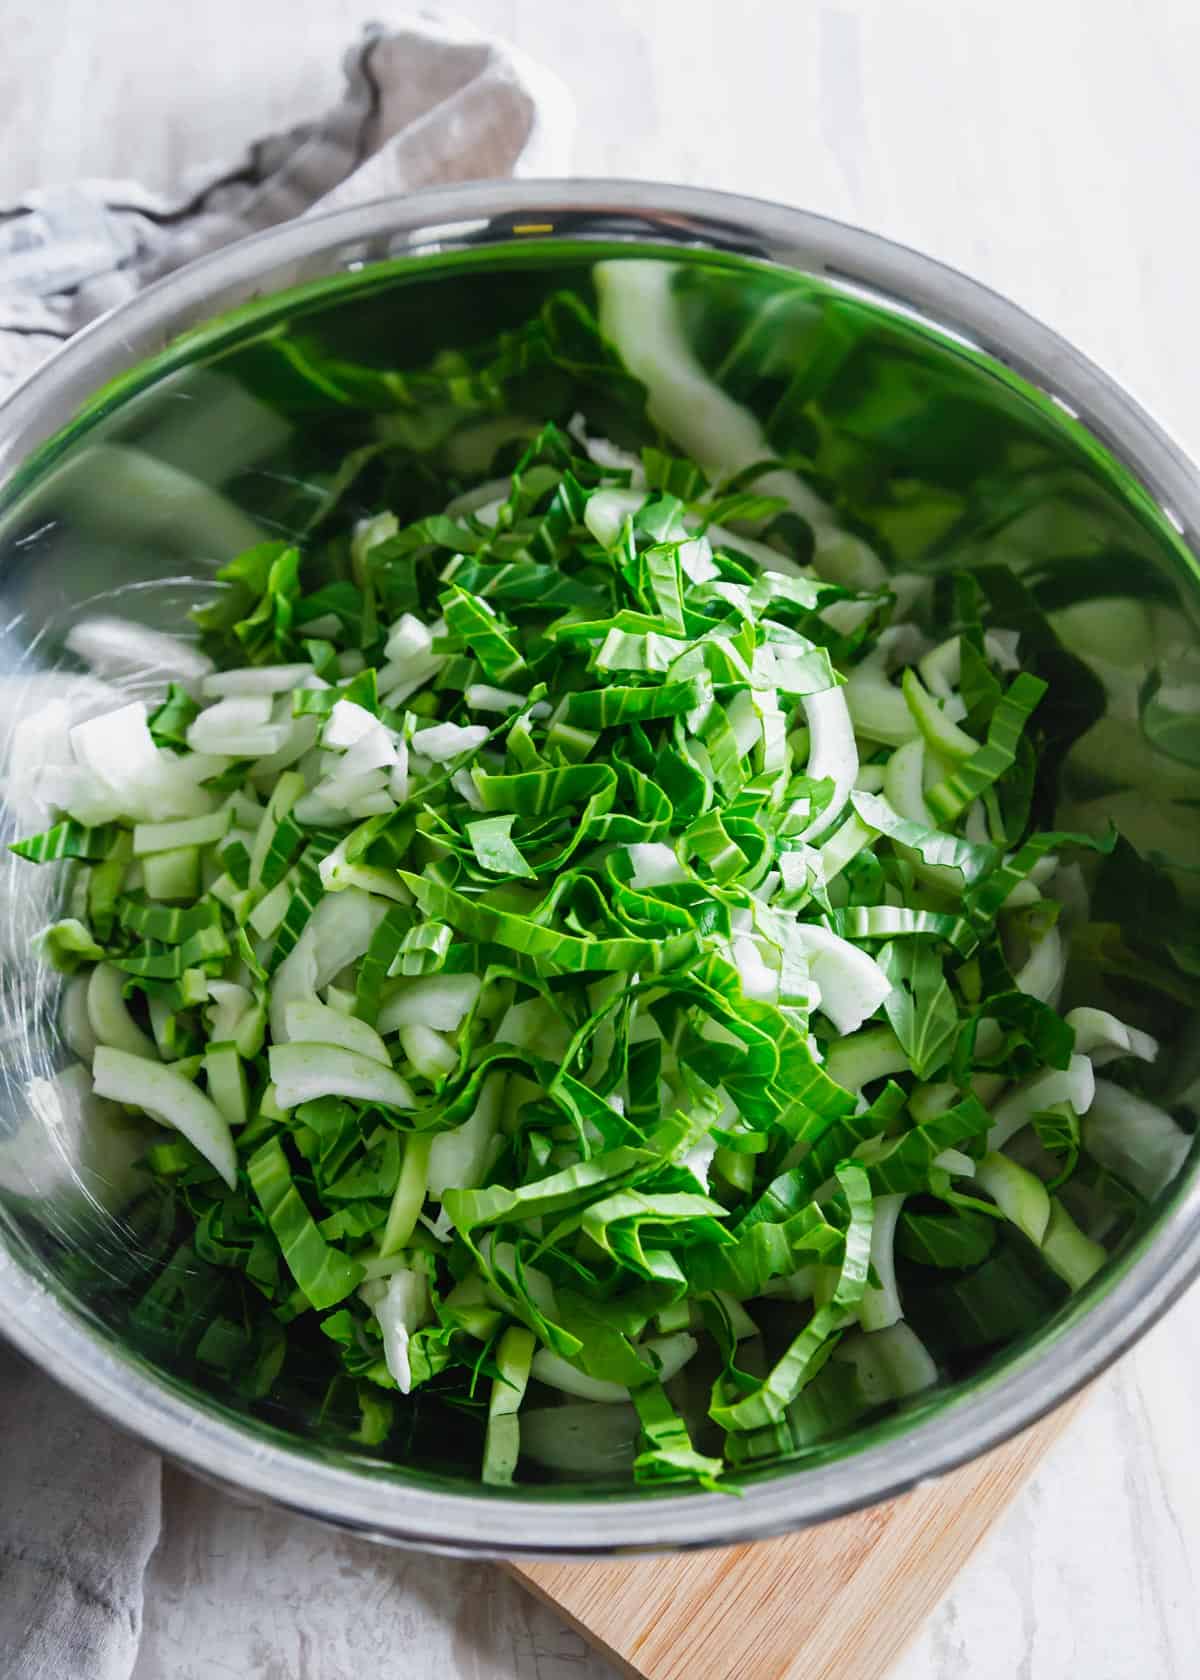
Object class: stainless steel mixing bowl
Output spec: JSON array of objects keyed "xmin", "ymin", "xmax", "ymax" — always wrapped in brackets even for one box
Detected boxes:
[{"xmin": 1, "ymin": 181, "xmax": 1198, "ymax": 1555}]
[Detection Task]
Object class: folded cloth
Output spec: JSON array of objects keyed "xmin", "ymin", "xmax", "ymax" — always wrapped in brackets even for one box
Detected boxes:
[
  {"xmin": 0, "ymin": 1353, "xmax": 162, "ymax": 1680},
  {"xmin": 0, "ymin": 20, "xmax": 571, "ymax": 1679},
  {"xmin": 0, "ymin": 15, "xmax": 572, "ymax": 395}
]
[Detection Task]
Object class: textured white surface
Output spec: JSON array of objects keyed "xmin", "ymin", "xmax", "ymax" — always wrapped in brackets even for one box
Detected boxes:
[{"xmin": 4, "ymin": 2, "xmax": 1200, "ymax": 1675}]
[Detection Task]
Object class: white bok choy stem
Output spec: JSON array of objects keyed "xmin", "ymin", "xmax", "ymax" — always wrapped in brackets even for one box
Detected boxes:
[{"xmin": 92, "ymin": 1046, "xmax": 236, "ymax": 1189}]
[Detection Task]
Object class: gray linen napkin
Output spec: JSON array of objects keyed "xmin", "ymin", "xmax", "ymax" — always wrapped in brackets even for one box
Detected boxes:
[
  {"xmin": 0, "ymin": 14, "xmax": 572, "ymax": 394},
  {"xmin": 0, "ymin": 1353, "xmax": 162, "ymax": 1680},
  {"xmin": 0, "ymin": 19, "xmax": 570, "ymax": 1679}
]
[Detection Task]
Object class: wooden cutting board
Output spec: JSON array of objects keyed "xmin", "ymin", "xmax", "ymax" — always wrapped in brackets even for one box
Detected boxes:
[{"xmin": 509, "ymin": 1394, "xmax": 1084, "ymax": 1680}]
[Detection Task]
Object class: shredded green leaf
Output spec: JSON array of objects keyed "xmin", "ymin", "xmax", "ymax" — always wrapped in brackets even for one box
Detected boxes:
[{"xmin": 12, "ymin": 262, "xmax": 1194, "ymax": 1492}]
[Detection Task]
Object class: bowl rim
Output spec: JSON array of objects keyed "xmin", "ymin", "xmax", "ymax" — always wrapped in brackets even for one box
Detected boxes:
[{"xmin": 2, "ymin": 176, "xmax": 1199, "ymax": 1555}]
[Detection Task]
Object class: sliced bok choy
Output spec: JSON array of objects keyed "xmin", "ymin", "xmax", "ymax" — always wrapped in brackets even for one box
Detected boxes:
[{"xmin": 10, "ymin": 291, "xmax": 1193, "ymax": 1492}]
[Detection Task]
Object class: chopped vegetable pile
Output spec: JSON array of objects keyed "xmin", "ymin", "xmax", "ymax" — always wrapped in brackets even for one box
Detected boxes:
[{"xmin": 10, "ymin": 259, "xmax": 1196, "ymax": 1490}]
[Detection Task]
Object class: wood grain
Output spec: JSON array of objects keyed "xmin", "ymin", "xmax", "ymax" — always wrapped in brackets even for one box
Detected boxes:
[{"xmin": 510, "ymin": 1397, "xmax": 1086, "ymax": 1680}]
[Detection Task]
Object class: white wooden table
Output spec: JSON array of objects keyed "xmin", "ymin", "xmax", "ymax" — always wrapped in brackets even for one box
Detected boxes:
[{"xmin": 5, "ymin": 3, "xmax": 1200, "ymax": 1675}]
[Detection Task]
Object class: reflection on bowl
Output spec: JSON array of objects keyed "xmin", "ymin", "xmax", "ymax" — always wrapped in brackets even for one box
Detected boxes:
[{"xmin": 1, "ymin": 183, "xmax": 1198, "ymax": 1555}]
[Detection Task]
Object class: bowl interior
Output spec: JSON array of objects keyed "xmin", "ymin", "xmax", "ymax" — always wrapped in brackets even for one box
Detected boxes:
[{"xmin": 2, "ymin": 233, "xmax": 1199, "ymax": 1525}]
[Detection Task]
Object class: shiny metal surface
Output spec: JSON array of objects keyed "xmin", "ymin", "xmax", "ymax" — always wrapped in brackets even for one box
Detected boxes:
[{"xmin": 1, "ymin": 180, "xmax": 1198, "ymax": 1555}]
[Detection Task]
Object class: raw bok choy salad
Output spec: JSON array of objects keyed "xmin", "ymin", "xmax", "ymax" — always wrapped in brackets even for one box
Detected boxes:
[{"xmin": 11, "ymin": 270, "xmax": 1196, "ymax": 1492}]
